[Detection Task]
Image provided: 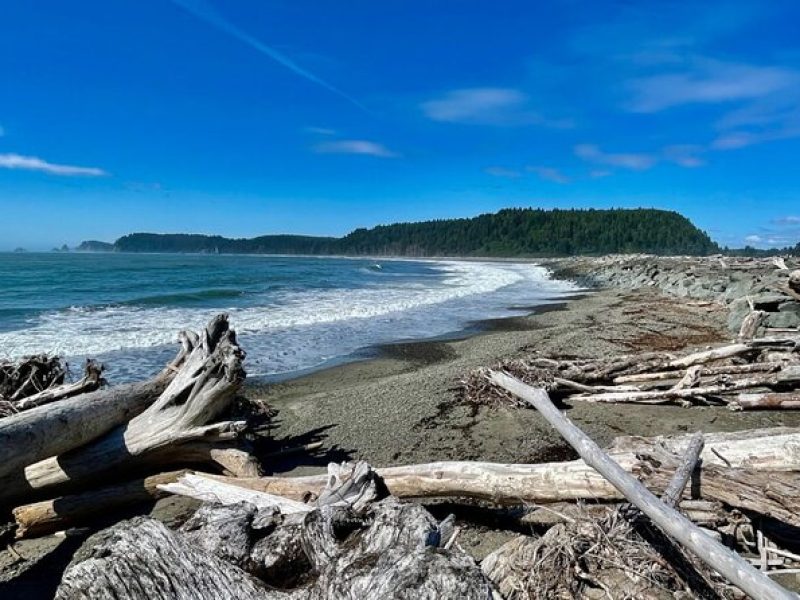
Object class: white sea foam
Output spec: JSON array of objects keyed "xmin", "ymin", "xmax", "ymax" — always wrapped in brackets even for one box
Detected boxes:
[{"xmin": 0, "ymin": 261, "xmax": 576, "ymax": 378}]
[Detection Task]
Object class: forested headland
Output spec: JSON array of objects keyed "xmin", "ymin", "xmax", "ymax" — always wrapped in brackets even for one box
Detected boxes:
[{"xmin": 85, "ymin": 208, "xmax": 727, "ymax": 257}]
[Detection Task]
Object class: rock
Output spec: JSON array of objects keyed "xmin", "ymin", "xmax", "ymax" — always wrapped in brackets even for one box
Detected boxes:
[{"xmin": 766, "ymin": 310, "xmax": 800, "ymax": 329}]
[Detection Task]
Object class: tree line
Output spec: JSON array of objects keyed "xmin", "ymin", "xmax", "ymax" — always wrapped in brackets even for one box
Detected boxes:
[{"xmin": 109, "ymin": 209, "xmax": 720, "ymax": 257}]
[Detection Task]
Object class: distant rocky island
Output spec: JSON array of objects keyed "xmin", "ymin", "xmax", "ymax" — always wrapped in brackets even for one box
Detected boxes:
[
  {"xmin": 77, "ymin": 208, "xmax": 730, "ymax": 257},
  {"xmin": 75, "ymin": 240, "xmax": 115, "ymax": 252}
]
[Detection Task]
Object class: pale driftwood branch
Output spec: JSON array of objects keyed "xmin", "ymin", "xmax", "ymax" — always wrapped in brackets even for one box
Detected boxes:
[
  {"xmin": 12, "ymin": 470, "xmax": 187, "ymax": 539},
  {"xmin": 729, "ymin": 392, "xmax": 800, "ymax": 411},
  {"xmin": 613, "ymin": 362, "xmax": 782, "ymax": 384},
  {"xmin": 738, "ymin": 310, "xmax": 767, "ymax": 342},
  {"xmin": 487, "ymin": 370, "xmax": 796, "ymax": 600},
  {"xmin": 662, "ymin": 431, "xmax": 704, "ymax": 508},
  {"xmin": 159, "ymin": 473, "xmax": 312, "ymax": 515},
  {"xmin": 670, "ymin": 366, "xmax": 702, "ymax": 392},
  {"xmin": 568, "ymin": 374, "xmax": 782, "ymax": 404},
  {"xmin": 668, "ymin": 339, "xmax": 796, "ymax": 369}
]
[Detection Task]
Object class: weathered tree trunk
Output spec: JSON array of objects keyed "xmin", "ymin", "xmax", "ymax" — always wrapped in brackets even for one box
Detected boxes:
[
  {"xmin": 730, "ymin": 392, "xmax": 800, "ymax": 410},
  {"xmin": 0, "ymin": 315, "xmax": 250, "ymax": 504},
  {"xmin": 56, "ymin": 517, "xmax": 279, "ymax": 600},
  {"xmin": 60, "ymin": 462, "xmax": 493, "ymax": 600},
  {"xmin": 488, "ymin": 370, "xmax": 796, "ymax": 600},
  {"xmin": 0, "ymin": 380, "xmax": 166, "ymax": 484},
  {"xmin": 13, "ymin": 470, "xmax": 187, "ymax": 538}
]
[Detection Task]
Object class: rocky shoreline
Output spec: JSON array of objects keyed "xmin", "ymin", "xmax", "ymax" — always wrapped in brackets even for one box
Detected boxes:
[{"xmin": 549, "ymin": 254, "xmax": 800, "ymax": 332}]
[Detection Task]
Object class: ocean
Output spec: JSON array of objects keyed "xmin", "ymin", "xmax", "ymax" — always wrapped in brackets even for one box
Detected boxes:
[{"xmin": 0, "ymin": 253, "xmax": 577, "ymax": 382}]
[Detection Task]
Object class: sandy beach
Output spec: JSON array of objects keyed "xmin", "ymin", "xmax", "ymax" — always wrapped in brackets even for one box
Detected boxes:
[{"xmin": 257, "ymin": 284, "xmax": 800, "ymax": 475}]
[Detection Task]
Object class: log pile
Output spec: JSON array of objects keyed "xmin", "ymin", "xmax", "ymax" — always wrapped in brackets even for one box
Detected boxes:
[
  {"xmin": 56, "ymin": 461, "xmax": 495, "ymax": 600},
  {"xmin": 0, "ymin": 314, "xmax": 268, "ymax": 525},
  {"xmin": 460, "ymin": 335, "xmax": 800, "ymax": 410}
]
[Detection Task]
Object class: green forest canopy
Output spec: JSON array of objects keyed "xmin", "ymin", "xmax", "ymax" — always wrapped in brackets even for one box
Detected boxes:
[{"xmin": 100, "ymin": 208, "xmax": 726, "ymax": 257}]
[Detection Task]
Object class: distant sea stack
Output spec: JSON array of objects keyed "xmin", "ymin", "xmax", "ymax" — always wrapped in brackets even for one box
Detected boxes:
[
  {"xmin": 80, "ymin": 208, "xmax": 721, "ymax": 257},
  {"xmin": 76, "ymin": 241, "xmax": 115, "ymax": 252}
]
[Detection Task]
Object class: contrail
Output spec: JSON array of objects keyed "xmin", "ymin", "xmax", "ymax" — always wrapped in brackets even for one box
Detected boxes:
[{"xmin": 170, "ymin": 0, "xmax": 366, "ymax": 111}]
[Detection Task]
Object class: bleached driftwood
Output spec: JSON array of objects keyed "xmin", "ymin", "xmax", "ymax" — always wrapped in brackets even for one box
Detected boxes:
[
  {"xmin": 0, "ymin": 363, "xmax": 180, "ymax": 483},
  {"xmin": 774, "ymin": 257, "xmax": 789, "ymax": 271},
  {"xmin": 0, "ymin": 315, "xmax": 251, "ymax": 504},
  {"xmin": 488, "ymin": 370, "xmax": 796, "ymax": 600},
  {"xmin": 730, "ymin": 392, "xmax": 800, "ymax": 411},
  {"xmin": 738, "ymin": 310, "xmax": 767, "ymax": 342},
  {"xmin": 179, "ymin": 428, "xmax": 800, "ymax": 524},
  {"xmin": 12, "ymin": 470, "xmax": 188, "ymax": 538},
  {"xmin": 613, "ymin": 362, "xmax": 781, "ymax": 384},
  {"xmin": 661, "ymin": 431, "xmax": 704, "ymax": 508},
  {"xmin": 56, "ymin": 518, "xmax": 277, "ymax": 600},
  {"xmin": 60, "ymin": 463, "xmax": 493, "ymax": 600}
]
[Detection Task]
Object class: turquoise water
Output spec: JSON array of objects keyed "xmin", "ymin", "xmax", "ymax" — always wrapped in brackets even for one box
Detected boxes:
[{"xmin": 0, "ymin": 253, "xmax": 576, "ymax": 381}]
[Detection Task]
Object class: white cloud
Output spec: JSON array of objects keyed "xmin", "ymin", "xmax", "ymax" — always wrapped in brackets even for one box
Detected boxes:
[
  {"xmin": 421, "ymin": 88, "xmax": 568, "ymax": 127},
  {"xmin": 485, "ymin": 166, "xmax": 522, "ymax": 178},
  {"xmin": 589, "ymin": 169, "xmax": 612, "ymax": 178},
  {"xmin": 526, "ymin": 165, "xmax": 570, "ymax": 184},
  {"xmin": 775, "ymin": 216, "xmax": 800, "ymax": 225},
  {"xmin": 574, "ymin": 144, "xmax": 656, "ymax": 170},
  {"xmin": 626, "ymin": 59, "xmax": 799, "ymax": 113},
  {"xmin": 313, "ymin": 140, "xmax": 399, "ymax": 158},
  {"xmin": 0, "ymin": 153, "xmax": 107, "ymax": 176},
  {"xmin": 744, "ymin": 235, "xmax": 763, "ymax": 244}
]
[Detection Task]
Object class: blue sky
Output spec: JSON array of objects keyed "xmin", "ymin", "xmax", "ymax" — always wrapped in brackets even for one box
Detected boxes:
[{"xmin": 1, "ymin": 1, "xmax": 799, "ymax": 250}]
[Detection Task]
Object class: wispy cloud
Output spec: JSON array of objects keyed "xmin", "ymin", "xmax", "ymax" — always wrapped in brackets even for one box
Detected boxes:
[
  {"xmin": 663, "ymin": 144, "xmax": 705, "ymax": 168},
  {"xmin": 313, "ymin": 140, "xmax": 399, "ymax": 158},
  {"xmin": 574, "ymin": 144, "xmax": 656, "ymax": 171},
  {"xmin": 485, "ymin": 166, "xmax": 522, "ymax": 178},
  {"xmin": 589, "ymin": 169, "xmax": 612, "ymax": 179},
  {"xmin": 0, "ymin": 153, "xmax": 107, "ymax": 176},
  {"xmin": 170, "ymin": 0, "xmax": 365, "ymax": 111},
  {"xmin": 775, "ymin": 216, "xmax": 800, "ymax": 225},
  {"xmin": 305, "ymin": 126, "xmax": 337, "ymax": 136},
  {"xmin": 421, "ymin": 88, "xmax": 569, "ymax": 127},
  {"xmin": 626, "ymin": 58, "xmax": 799, "ymax": 113},
  {"xmin": 526, "ymin": 165, "xmax": 570, "ymax": 184}
]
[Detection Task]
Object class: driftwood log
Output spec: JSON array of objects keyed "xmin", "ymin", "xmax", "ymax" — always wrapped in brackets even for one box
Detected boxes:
[
  {"xmin": 0, "ymin": 314, "xmax": 252, "ymax": 504},
  {"xmin": 730, "ymin": 392, "xmax": 800, "ymax": 410},
  {"xmin": 165, "ymin": 427, "xmax": 800, "ymax": 528},
  {"xmin": 58, "ymin": 463, "xmax": 494, "ymax": 600},
  {"xmin": 0, "ymin": 368, "xmax": 175, "ymax": 485},
  {"xmin": 12, "ymin": 470, "xmax": 188, "ymax": 538},
  {"xmin": 489, "ymin": 370, "xmax": 796, "ymax": 600}
]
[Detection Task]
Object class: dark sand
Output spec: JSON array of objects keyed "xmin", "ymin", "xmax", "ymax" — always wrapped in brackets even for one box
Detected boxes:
[{"xmin": 257, "ymin": 286, "xmax": 800, "ymax": 478}]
